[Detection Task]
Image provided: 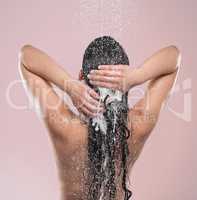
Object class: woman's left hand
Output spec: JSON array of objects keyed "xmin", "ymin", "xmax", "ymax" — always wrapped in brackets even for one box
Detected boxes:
[{"xmin": 88, "ymin": 65, "xmax": 136, "ymax": 93}]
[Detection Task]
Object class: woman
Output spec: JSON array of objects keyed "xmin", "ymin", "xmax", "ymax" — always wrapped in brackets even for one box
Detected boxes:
[{"xmin": 19, "ymin": 36, "xmax": 181, "ymax": 200}]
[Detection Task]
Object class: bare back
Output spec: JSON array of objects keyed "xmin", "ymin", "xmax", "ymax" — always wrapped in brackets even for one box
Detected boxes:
[
  {"xmin": 44, "ymin": 106, "xmax": 149, "ymax": 200},
  {"xmin": 19, "ymin": 44, "xmax": 180, "ymax": 200}
]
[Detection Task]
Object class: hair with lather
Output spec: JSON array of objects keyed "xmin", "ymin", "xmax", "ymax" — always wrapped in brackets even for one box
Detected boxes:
[{"xmin": 82, "ymin": 36, "xmax": 133, "ymax": 200}]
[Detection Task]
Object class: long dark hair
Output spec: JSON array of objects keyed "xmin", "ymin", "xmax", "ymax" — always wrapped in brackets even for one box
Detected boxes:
[{"xmin": 82, "ymin": 36, "xmax": 133, "ymax": 200}]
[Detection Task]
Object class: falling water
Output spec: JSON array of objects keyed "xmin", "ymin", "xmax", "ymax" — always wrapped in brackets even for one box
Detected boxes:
[
  {"xmin": 71, "ymin": 1, "xmax": 138, "ymax": 199},
  {"xmin": 73, "ymin": 0, "xmax": 138, "ymax": 41}
]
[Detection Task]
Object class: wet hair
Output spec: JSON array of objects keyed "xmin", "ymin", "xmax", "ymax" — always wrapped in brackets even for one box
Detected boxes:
[{"xmin": 82, "ymin": 36, "xmax": 133, "ymax": 200}]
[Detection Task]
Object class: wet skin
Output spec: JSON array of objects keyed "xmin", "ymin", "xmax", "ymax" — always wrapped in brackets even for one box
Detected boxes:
[
  {"xmin": 19, "ymin": 44, "xmax": 180, "ymax": 200},
  {"xmin": 45, "ymin": 104, "xmax": 149, "ymax": 200}
]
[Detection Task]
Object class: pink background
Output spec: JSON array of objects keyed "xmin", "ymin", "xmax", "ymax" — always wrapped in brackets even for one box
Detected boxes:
[{"xmin": 0, "ymin": 0, "xmax": 196, "ymax": 199}]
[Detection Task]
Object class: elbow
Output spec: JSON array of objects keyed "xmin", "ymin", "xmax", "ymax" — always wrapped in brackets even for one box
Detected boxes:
[
  {"xmin": 168, "ymin": 45, "xmax": 182, "ymax": 70},
  {"xmin": 19, "ymin": 44, "xmax": 34, "ymax": 67},
  {"xmin": 20, "ymin": 44, "xmax": 33, "ymax": 56},
  {"xmin": 20, "ymin": 44, "xmax": 33, "ymax": 52},
  {"xmin": 169, "ymin": 45, "xmax": 181, "ymax": 57}
]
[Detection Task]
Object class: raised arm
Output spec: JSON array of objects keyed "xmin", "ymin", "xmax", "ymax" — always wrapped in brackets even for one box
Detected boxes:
[
  {"xmin": 19, "ymin": 45, "xmax": 103, "ymax": 132},
  {"xmin": 88, "ymin": 45, "xmax": 181, "ymax": 139},
  {"xmin": 128, "ymin": 45, "xmax": 181, "ymax": 139}
]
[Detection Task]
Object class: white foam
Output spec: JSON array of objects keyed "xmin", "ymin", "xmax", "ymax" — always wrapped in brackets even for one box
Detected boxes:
[
  {"xmin": 91, "ymin": 87, "xmax": 123, "ymax": 133},
  {"xmin": 93, "ymin": 87, "xmax": 123, "ymax": 200}
]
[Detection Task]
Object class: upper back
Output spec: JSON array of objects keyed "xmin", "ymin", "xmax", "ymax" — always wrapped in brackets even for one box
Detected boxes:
[{"xmin": 45, "ymin": 106, "xmax": 152, "ymax": 173}]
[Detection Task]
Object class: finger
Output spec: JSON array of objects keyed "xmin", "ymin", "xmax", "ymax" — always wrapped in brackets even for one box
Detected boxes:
[
  {"xmin": 98, "ymin": 65, "xmax": 127, "ymax": 70},
  {"xmin": 84, "ymin": 101, "xmax": 104, "ymax": 113},
  {"xmin": 79, "ymin": 106, "xmax": 97, "ymax": 117},
  {"xmin": 88, "ymin": 88, "xmax": 100, "ymax": 100},
  {"xmin": 90, "ymin": 69, "xmax": 123, "ymax": 77},
  {"xmin": 89, "ymin": 80, "xmax": 119, "ymax": 90},
  {"xmin": 82, "ymin": 103, "xmax": 103, "ymax": 117},
  {"xmin": 75, "ymin": 98, "xmax": 86, "ymax": 110},
  {"xmin": 88, "ymin": 74, "xmax": 121, "ymax": 84},
  {"xmin": 86, "ymin": 94, "xmax": 104, "ymax": 108}
]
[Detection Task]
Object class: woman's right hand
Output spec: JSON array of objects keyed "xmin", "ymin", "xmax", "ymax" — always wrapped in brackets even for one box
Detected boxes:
[{"xmin": 66, "ymin": 79, "xmax": 104, "ymax": 117}]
